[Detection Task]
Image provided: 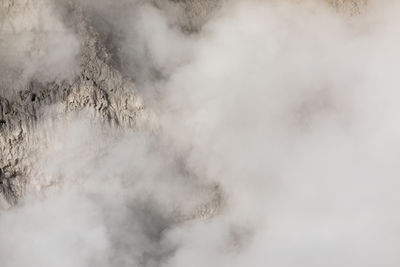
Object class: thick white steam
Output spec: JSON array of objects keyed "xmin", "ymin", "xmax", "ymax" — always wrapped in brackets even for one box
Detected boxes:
[
  {"xmin": 0, "ymin": 0, "xmax": 80, "ymax": 91},
  {"xmin": 2, "ymin": 0, "xmax": 400, "ymax": 266}
]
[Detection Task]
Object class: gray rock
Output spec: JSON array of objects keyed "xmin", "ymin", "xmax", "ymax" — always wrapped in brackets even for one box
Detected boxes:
[{"xmin": 0, "ymin": 3, "xmax": 145, "ymax": 205}]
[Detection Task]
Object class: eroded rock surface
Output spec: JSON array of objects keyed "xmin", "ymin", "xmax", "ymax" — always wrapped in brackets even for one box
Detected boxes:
[
  {"xmin": 329, "ymin": 0, "xmax": 367, "ymax": 14},
  {"xmin": 0, "ymin": 1, "xmax": 145, "ymax": 205}
]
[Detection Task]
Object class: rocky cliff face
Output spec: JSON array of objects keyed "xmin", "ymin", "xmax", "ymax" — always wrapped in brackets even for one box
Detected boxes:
[{"xmin": 0, "ymin": 20, "xmax": 144, "ymax": 205}]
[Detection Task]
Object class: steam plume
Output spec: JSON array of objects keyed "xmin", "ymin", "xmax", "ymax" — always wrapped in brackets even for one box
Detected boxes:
[{"xmin": 2, "ymin": 0, "xmax": 400, "ymax": 266}]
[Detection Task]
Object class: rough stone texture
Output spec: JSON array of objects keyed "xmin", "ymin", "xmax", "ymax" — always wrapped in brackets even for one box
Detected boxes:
[
  {"xmin": 0, "ymin": 3, "xmax": 145, "ymax": 205},
  {"xmin": 329, "ymin": 0, "xmax": 367, "ymax": 14},
  {"xmin": 170, "ymin": 0, "xmax": 221, "ymax": 32}
]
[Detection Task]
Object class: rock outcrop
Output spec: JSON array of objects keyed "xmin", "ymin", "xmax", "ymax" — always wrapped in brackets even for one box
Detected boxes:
[{"xmin": 0, "ymin": 1, "xmax": 146, "ymax": 205}]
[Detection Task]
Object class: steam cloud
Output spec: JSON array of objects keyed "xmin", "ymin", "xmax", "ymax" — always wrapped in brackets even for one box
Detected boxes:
[
  {"xmin": 2, "ymin": 0, "xmax": 400, "ymax": 266},
  {"xmin": 0, "ymin": 0, "xmax": 80, "ymax": 92}
]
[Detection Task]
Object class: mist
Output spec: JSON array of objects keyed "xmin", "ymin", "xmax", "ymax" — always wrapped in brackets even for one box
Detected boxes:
[
  {"xmin": 0, "ymin": 0, "xmax": 80, "ymax": 93},
  {"xmin": 2, "ymin": 0, "xmax": 400, "ymax": 266}
]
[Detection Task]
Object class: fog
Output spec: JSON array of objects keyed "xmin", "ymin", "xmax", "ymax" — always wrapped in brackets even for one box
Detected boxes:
[
  {"xmin": 0, "ymin": 0, "xmax": 80, "ymax": 92},
  {"xmin": 2, "ymin": 0, "xmax": 400, "ymax": 266}
]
